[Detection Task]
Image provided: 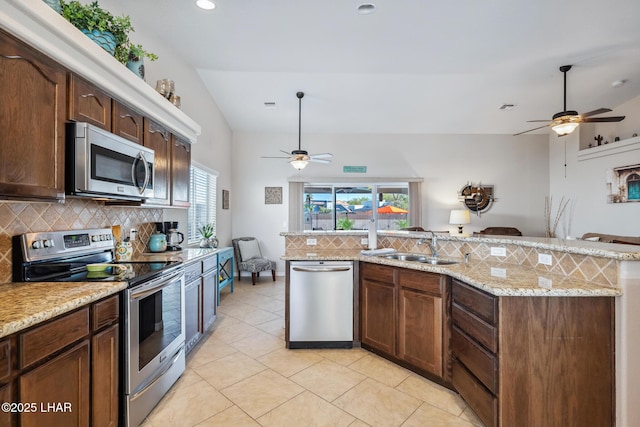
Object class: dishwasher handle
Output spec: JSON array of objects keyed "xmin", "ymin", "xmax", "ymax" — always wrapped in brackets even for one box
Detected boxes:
[{"xmin": 292, "ymin": 266, "xmax": 352, "ymax": 273}]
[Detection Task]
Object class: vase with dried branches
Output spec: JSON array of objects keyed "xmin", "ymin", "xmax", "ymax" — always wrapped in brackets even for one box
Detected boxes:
[{"xmin": 544, "ymin": 196, "xmax": 570, "ymax": 238}]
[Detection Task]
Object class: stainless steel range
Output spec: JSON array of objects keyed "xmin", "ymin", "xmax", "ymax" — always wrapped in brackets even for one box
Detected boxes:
[{"xmin": 13, "ymin": 228, "xmax": 186, "ymax": 427}]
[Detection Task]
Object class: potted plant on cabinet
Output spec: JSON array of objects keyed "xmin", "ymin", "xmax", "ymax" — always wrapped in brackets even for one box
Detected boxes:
[
  {"xmin": 198, "ymin": 223, "xmax": 216, "ymax": 248},
  {"xmin": 59, "ymin": 0, "xmax": 157, "ymax": 69},
  {"xmin": 126, "ymin": 43, "xmax": 159, "ymax": 79}
]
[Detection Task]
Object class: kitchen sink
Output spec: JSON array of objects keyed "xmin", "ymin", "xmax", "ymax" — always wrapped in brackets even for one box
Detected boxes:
[{"xmin": 381, "ymin": 253, "xmax": 460, "ymax": 265}]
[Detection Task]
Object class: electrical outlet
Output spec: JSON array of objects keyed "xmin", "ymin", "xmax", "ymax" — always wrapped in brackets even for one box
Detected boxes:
[
  {"xmin": 129, "ymin": 228, "xmax": 137, "ymax": 241},
  {"xmin": 538, "ymin": 276, "xmax": 553, "ymax": 289},
  {"xmin": 490, "ymin": 246, "xmax": 507, "ymax": 257},
  {"xmin": 490, "ymin": 267, "xmax": 507, "ymax": 278},
  {"xmin": 361, "ymin": 238, "xmax": 369, "ymax": 245},
  {"xmin": 538, "ymin": 253, "xmax": 552, "ymax": 266},
  {"xmin": 306, "ymin": 238, "xmax": 317, "ymax": 246}
]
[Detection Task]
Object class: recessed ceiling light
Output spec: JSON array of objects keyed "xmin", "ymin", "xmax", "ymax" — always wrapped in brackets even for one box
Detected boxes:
[
  {"xmin": 264, "ymin": 102, "xmax": 277, "ymax": 109},
  {"xmin": 195, "ymin": 0, "xmax": 216, "ymax": 11},
  {"xmin": 357, "ymin": 3, "xmax": 376, "ymax": 15},
  {"xmin": 611, "ymin": 79, "xmax": 626, "ymax": 88}
]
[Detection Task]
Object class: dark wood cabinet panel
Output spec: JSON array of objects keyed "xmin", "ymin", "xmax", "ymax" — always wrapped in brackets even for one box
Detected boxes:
[
  {"xmin": 171, "ymin": 135, "xmax": 191, "ymax": 207},
  {"xmin": 68, "ymin": 74, "xmax": 111, "ymax": 129},
  {"xmin": 92, "ymin": 295, "xmax": 119, "ymax": 331},
  {"xmin": 0, "ymin": 30, "xmax": 66, "ymax": 201},
  {"xmin": 19, "ymin": 341, "xmax": 90, "ymax": 427},
  {"xmin": 452, "ymin": 302, "xmax": 497, "ymax": 353},
  {"xmin": 398, "ymin": 288, "xmax": 443, "ymax": 376},
  {"xmin": 0, "ymin": 381, "xmax": 16, "ymax": 427},
  {"xmin": 19, "ymin": 307, "xmax": 89, "ymax": 369},
  {"xmin": 452, "ymin": 359, "xmax": 497, "ymax": 427},
  {"xmin": 112, "ymin": 101, "xmax": 143, "ymax": 144},
  {"xmin": 452, "ymin": 326, "xmax": 497, "ymax": 393},
  {"xmin": 361, "ymin": 278, "xmax": 396, "ymax": 355},
  {"xmin": 451, "ymin": 280, "xmax": 497, "ymax": 325},
  {"xmin": 143, "ymin": 119, "xmax": 171, "ymax": 206},
  {"xmin": 91, "ymin": 324, "xmax": 119, "ymax": 427}
]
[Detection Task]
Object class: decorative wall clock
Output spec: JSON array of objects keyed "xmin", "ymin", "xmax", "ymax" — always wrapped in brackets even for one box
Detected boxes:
[{"xmin": 458, "ymin": 183, "xmax": 495, "ymax": 215}]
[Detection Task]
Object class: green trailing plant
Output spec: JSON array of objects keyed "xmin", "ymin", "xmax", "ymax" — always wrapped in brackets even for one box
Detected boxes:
[
  {"xmin": 337, "ymin": 217, "xmax": 354, "ymax": 230},
  {"xmin": 198, "ymin": 223, "xmax": 215, "ymax": 239},
  {"xmin": 127, "ymin": 43, "xmax": 158, "ymax": 62},
  {"xmin": 60, "ymin": 1, "xmax": 157, "ymax": 64}
]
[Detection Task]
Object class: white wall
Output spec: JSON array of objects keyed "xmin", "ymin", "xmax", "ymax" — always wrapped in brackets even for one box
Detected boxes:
[
  {"xmin": 233, "ymin": 132, "xmax": 549, "ymax": 273},
  {"xmin": 102, "ymin": 0, "xmax": 234, "ymax": 247},
  {"xmin": 549, "ymin": 95, "xmax": 640, "ymax": 238}
]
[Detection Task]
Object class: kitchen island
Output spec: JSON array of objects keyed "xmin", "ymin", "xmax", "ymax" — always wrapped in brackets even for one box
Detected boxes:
[{"xmin": 282, "ymin": 230, "xmax": 640, "ymax": 427}]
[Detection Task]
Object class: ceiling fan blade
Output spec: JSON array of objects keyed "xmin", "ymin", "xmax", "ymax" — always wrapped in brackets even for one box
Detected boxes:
[
  {"xmin": 261, "ymin": 156, "xmax": 290, "ymax": 159},
  {"xmin": 310, "ymin": 153, "xmax": 333, "ymax": 159},
  {"xmin": 513, "ymin": 123, "xmax": 552, "ymax": 136},
  {"xmin": 580, "ymin": 108, "xmax": 612, "ymax": 118},
  {"xmin": 280, "ymin": 150, "xmax": 293, "ymax": 156},
  {"xmin": 582, "ymin": 116, "xmax": 625, "ymax": 123},
  {"xmin": 527, "ymin": 120, "xmax": 553, "ymax": 123},
  {"xmin": 309, "ymin": 158, "xmax": 331, "ymax": 164}
]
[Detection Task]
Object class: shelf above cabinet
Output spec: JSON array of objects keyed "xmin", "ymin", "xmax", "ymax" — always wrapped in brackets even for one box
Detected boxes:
[
  {"xmin": 577, "ymin": 136, "xmax": 640, "ymax": 162},
  {"xmin": 0, "ymin": 0, "xmax": 201, "ymax": 143}
]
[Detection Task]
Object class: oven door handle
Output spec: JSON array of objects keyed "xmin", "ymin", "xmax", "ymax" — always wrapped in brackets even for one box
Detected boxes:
[{"xmin": 131, "ymin": 270, "xmax": 183, "ymax": 300}]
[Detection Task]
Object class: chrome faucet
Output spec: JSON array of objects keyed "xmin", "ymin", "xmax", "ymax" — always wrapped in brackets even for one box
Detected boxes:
[{"xmin": 417, "ymin": 231, "xmax": 438, "ymax": 258}]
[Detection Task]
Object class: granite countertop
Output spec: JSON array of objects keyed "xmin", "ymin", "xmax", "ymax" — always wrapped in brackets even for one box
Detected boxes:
[
  {"xmin": 134, "ymin": 247, "xmax": 226, "ymax": 263},
  {"xmin": 280, "ymin": 230, "xmax": 640, "ymax": 261},
  {"xmin": 0, "ymin": 281, "xmax": 127, "ymax": 339},
  {"xmin": 282, "ymin": 249, "xmax": 622, "ymax": 297}
]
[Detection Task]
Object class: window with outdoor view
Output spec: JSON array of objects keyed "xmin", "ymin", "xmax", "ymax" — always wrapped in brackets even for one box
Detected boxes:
[
  {"xmin": 187, "ymin": 163, "xmax": 217, "ymax": 244},
  {"xmin": 303, "ymin": 183, "xmax": 410, "ymax": 231}
]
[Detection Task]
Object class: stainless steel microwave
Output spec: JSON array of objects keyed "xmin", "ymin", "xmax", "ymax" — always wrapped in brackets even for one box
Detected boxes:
[{"xmin": 66, "ymin": 122, "xmax": 155, "ymax": 201}]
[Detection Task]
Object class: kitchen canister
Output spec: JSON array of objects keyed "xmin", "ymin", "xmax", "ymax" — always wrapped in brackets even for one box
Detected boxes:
[{"xmin": 115, "ymin": 240, "xmax": 133, "ymax": 261}]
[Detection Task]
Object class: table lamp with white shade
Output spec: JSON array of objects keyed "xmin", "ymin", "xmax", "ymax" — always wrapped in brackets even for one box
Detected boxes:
[{"xmin": 449, "ymin": 209, "xmax": 471, "ymax": 234}]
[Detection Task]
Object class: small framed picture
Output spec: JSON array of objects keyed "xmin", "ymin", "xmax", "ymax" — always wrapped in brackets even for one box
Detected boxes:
[
  {"xmin": 265, "ymin": 187, "xmax": 283, "ymax": 204},
  {"xmin": 222, "ymin": 189, "xmax": 229, "ymax": 209}
]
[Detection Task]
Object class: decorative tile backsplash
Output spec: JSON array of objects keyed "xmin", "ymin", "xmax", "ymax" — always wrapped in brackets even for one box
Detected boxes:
[
  {"xmin": 284, "ymin": 234, "xmax": 618, "ymax": 286},
  {"xmin": 0, "ymin": 199, "xmax": 162, "ymax": 284}
]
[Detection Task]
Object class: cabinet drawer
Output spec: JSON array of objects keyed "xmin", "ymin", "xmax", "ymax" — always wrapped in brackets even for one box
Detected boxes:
[
  {"xmin": 452, "ymin": 303, "xmax": 498, "ymax": 353},
  {"xmin": 452, "ymin": 326, "xmax": 498, "ymax": 393},
  {"xmin": 360, "ymin": 262, "xmax": 395, "ymax": 284},
  {"xmin": 92, "ymin": 295, "xmax": 119, "ymax": 331},
  {"xmin": 452, "ymin": 280, "xmax": 497, "ymax": 325},
  {"xmin": 218, "ymin": 249, "xmax": 233, "ymax": 264},
  {"xmin": 399, "ymin": 269, "xmax": 442, "ymax": 295},
  {"xmin": 185, "ymin": 261, "xmax": 203, "ymax": 282},
  {"xmin": 202, "ymin": 255, "xmax": 217, "ymax": 273},
  {"xmin": 452, "ymin": 359, "xmax": 497, "ymax": 427},
  {"xmin": 20, "ymin": 308, "xmax": 89, "ymax": 369},
  {"xmin": 68, "ymin": 74, "xmax": 111, "ymax": 129}
]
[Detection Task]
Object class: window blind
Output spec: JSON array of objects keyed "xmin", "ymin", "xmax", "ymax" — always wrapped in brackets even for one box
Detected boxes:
[{"xmin": 188, "ymin": 164, "xmax": 218, "ymax": 243}]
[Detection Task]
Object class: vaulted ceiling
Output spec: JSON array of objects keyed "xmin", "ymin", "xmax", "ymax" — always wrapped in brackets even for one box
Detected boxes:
[{"xmin": 113, "ymin": 0, "xmax": 640, "ymax": 135}]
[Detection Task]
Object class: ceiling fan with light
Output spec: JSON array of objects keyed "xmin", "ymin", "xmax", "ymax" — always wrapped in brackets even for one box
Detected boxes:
[
  {"xmin": 262, "ymin": 92, "xmax": 333, "ymax": 170},
  {"xmin": 514, "ymin": 65, "xmax": 625, "ymax": 137}
]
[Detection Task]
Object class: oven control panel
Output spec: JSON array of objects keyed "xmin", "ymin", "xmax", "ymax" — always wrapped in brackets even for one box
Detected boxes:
[{"xmin": 18, "ymin": 228, "xmax": 115, "ymax": 262}]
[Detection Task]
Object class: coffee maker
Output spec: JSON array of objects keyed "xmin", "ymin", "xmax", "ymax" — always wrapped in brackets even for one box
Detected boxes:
[{"xmin": 154, "ymin": 222, "xmax": 184, "ymax": 251}]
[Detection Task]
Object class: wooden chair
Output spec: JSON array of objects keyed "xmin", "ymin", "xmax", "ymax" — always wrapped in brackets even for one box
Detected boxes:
[
  {"xmin": 232, "ymin": 237, "xmax": 276, "ymax": 285},
  {"xmin": 474, "ymin": 227, "xmax": 522, "ymax": 236}
]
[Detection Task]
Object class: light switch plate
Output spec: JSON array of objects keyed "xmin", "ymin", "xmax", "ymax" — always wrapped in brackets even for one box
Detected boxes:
[
  {"xmin": 538, "ymin": 253, "xmax": 552, "ymax": 265},
  {"xmin": 361, "ymin": 238, "xmax": 369, "ymax": 245},
  {"xmin": 490, "ymin": 247, "xmax": 507, "ymax": 257},
  {"xmin": 538, "ymin": 276, "xmax": 553, "ymax": 289},
  {"xmin": 490, "ymin": 267, "xmax": 507, "ymax": 278},
  {"xmin": 306, "ymin": 238, "xmax": 317, "ymax": 246}
]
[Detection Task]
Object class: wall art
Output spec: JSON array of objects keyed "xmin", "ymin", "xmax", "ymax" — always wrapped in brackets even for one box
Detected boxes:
[
  {"xmin": 265, "ymin": 187, "xmax": 283, "ymax": 204},
  {"xmin": 606, "ymin": 164, "xmax": 640, "ymax": 203}
]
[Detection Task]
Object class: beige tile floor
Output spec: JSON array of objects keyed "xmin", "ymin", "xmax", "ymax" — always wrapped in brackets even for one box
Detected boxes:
[{"xmin": 142, "ymin": 278, "xmax": 485, "ymax": 427}]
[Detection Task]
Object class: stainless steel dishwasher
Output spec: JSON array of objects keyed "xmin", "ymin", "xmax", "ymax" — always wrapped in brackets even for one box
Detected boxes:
[{"xmin": 289, "ymin": 260, "xmax": 354, "ymax": 349}]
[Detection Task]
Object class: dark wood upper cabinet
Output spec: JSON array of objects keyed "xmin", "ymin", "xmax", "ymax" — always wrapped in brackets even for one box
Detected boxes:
[
  {"xmin": 68, "ymin": 74, "xmax": 111, "ymax": 129},
  {"xmin": 0, "ymin": 30, "xmax": 66, "ymax": 201},
  {"xmin": 112, "ymin": 101, "xmax": 143, "ymax": 144},
  {"xmin": 171, "ymin": 135, "xmax": 191, "ymax": 207},
  {"xmin": 143, "ymin": 119, "xmax": 171, "ymax": 206}
]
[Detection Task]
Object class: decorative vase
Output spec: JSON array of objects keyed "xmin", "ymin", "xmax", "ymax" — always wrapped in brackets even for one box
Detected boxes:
[
  {"xmin": 115, "ymin": 241, "xmax": 133, "ymax": 261},
  {"xmin": 126, "ymin": 58, "xmax": 145, "ymax": 80},
  {"xmin": 81, "ymin": 29, "xmax": 117, "ymax": 56},
  {"xmin": 199, "ymin": 238, "xmax": 211, "ymax": 248},
  {"xmin": 209, "ymin": 236, "xmax": 219, "ymax": 248},
  {"xmin": 43, "ymin": 0, "xmax": 62, "ymax": 13}
]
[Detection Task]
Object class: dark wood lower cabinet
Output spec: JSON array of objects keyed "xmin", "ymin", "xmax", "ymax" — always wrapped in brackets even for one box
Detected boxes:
[
  {"xmin": 91, "ymin": 324, "xmax": 119, "ymax": 427},
  {"xmin": 19, "ymin": 341, "xmax": 90, "ymax": 427},
  {"xmin": 361, "ymin": 278, "xmax": 396, "ymax": 355}
]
